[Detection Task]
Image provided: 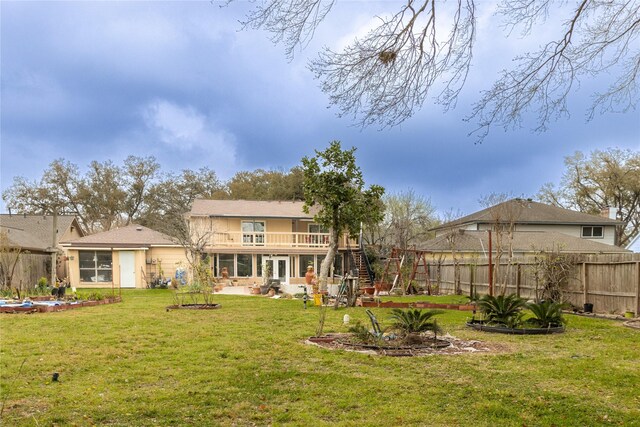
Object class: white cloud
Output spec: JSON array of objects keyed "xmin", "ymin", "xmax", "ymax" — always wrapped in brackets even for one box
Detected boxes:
[{"xmin": 141, "ymin": 99, "xmax": 238, "ymax": 175}]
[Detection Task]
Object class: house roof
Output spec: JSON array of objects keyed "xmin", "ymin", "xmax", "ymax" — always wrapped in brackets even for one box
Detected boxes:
[
  {"xmin": 190, "ymin": 199, "xmax": 317, "ymax": 219},
  {"xmin": 628, "ymin": 234, "xmax": 640, "ymax": 252},
  {"xmin": 431, "ymin": 199, "xmax": 622, "ymax": 231},
  {"xmin": 0, "ymin": 214, "xmax": 83, "ymax": 251},
  {"xmin": 62, "ymin": 224, "xmax": 179, "ymax": 248},
  {"xmin": 417, "ymin": 230, "xmax": 631, "ymax": 254}
]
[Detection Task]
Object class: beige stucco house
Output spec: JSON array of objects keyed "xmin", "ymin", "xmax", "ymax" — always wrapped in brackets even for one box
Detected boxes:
[
  {"xmin": 62, "ymin": 224, "xmax": 187, "ymax": 289},
  {"xmin": 188, "ymin": 199, "xmax": 358, "ymax": 292}
]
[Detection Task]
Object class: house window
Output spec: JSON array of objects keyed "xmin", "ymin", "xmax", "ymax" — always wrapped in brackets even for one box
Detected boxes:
[
  {"xmin": 242, "ymin": 221, "xmax": 265, "ymax": 245},
  {"xmin": 237, "ymin": 254, "xmax": 252, "ymax": 277},
  {"xmin": 257, "ymin": 254, "xmax": 263, "ymax": 277},
  {"xmin": 299, "ymin": 255, "xmax": 315, "ymax": 277},
  {"xmin": 79, "ymin": 251, "xmax": 113, "ymax": 283},
  {"xmin": 333, "ymin": 253, "xmax": 344, "ymax": 276},
  {"xmin": 308, "ymin": 224, "xmax": 329, "ymax": 245},
  {"xmin": 582, "ymin": 226, "xmax": 604, "ymax": 238},
  {"xmin": 219, "ymin": 254, "xmax": 235, "ymax": 276}
]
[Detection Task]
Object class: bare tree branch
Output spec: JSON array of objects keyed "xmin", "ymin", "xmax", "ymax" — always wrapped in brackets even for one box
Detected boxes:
[{"xmin": 230, "ymin": 0, "xmax": 638, "ymax": 139}]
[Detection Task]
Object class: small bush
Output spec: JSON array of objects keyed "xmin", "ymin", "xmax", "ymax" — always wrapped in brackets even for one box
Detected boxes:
[
  {"xmin": 478, "ymin": 294, "xmax": 527, "ymax": 327},
  {"xmin": 526, "ymin": 300, "xmax": 567, "ymax": 328}
]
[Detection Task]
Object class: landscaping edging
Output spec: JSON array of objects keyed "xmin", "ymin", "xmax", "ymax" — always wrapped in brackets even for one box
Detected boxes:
[
  {"xmin": 360, "ymin": 300, "xmax": 475, "ymax": 311},
  {"xmin": 165, "ymin": 304, "xmax": 221, "ymax": 311},
  {"xmin": 466, "ymin": 320, "xmax": 565, "ymax": 335}
]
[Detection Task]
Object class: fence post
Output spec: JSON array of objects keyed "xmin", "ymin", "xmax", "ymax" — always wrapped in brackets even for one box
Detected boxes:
[
  {"xmin": 636, "ymin": 261, "xmax": 640, "ymax": 316},
  {"xmin": 582, "ymin": 262, "xmax": 588, "ymax": 306},
  {"xmin": 515, "ymin": 263, "xmax": 521, "ymax": 297},
  {"xmin": 469, "ymin": 264, "xmax": 475, "ymax": 298}
]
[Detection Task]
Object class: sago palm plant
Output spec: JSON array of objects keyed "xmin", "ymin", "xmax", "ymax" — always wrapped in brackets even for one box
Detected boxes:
[
  {"xmin": 478, "ymin": 294, "xmax": 527, "ymax": 327},
  {"xmin": 526, "ymin": 300, "xmax": 567, "ymax": 328},
  {"xmin": 389, "ymin": 308, "xmax": 443, "ymax": 337}
]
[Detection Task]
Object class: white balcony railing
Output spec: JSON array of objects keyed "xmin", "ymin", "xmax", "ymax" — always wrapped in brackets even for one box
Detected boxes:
[{"xmin": 207, "ymin": 231, "xmax": 355, "ymax": 248}]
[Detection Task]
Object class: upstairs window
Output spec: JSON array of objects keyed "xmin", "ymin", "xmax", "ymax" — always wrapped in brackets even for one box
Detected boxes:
[
  {"xmin": 582, "ymin": 226, "xmax": 604, "ymax": 238},
  {"xmin": 242, "ymin": 221, "xmax": 265, "ymax": 245}
]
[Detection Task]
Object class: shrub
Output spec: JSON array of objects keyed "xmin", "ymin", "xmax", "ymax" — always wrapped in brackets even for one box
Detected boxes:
[
  {"xmin": 389, "ymin": 308, "xmax": 443, "ymax": 337},
  {"xmin": 526, "ymin": 300, "xmax": 567, "ymax": 328},
  {"xmin": 478, "ymin": 294, "xmax": 527, "ymax": 327},
  {"xmin": 348, "ymin": 321, "xmax": 376, "ymax": 344}
]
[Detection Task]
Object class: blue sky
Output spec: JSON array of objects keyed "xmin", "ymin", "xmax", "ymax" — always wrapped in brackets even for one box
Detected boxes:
[{"xmin": 1, "ymin": 1, "xmax": 638, "ymax": 217}]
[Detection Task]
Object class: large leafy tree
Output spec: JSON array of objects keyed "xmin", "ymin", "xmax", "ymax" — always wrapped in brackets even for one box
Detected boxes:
[
  {"xmin": 301, "ymin": 141, "xmax": 385, "ymax": 289},
  {"xmin": 234, "ymin": 0, "xmax": 638, "ymax": 139},
  {"xmin": 226, "ymin": 167, "xmax": 304, "ymax": 200},
  {"xmin": 538, "ymin": 148, "xmax": 640, "ymax": 247},
  {"xmin": 142, "ymin": 167, "xmax": 226, "ymax": 242},
  {"xmin": 2, "ymin": 157, "xmax": 224, "ymax": 237}
]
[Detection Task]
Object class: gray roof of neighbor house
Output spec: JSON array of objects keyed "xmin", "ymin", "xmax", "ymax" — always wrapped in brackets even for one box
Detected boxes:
[
  {"xmin": 431, "ymin": 199, "xmax": 622, "ymax": 232},
  {"xmin": 418, "ymin": 230, "xmax": 631, "ymax": 254},
  {"xmin": 0, "ymin": 214, "xmax": 83, "ymax": 251},
  {"xmin": 190, "ymin": 199, "xmax": 316, "ymax": 219},
  {"xmin": 62, "ymin": 224, "xmax": 179, "ymax": 248}
]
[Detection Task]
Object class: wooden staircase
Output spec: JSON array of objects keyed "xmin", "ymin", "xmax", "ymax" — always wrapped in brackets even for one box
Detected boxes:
[{"xmin": 350, "ymin": 248, "xmax": 373, "ymax": 287}]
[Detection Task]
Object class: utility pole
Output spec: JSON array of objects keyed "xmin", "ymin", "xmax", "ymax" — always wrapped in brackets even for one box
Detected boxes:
[
  {"xmin": 51, "ymin": 211, "xmax": 58, "ymax": 286},
  {"xmin": 488, "ymin": 230, "xmax": 493, "ymax": 296}
]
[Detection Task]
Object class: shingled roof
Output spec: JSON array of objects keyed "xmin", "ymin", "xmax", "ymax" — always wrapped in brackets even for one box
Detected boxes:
[
  {"xmin": 63, "ymin": 224, "xmax": 179, "ymax": 248},
  {"xmin": 190, "ymin": 199, "xmax": 316, "ymax": 219},
  {"xmin": 431, "ymin": 199, "xmax": 621, "ymax": 232},
  {"xmin": 418, "ymin": 230, "xmax": 630, "ymax": 254},
  {"xmin": 0, "ymin": 214, "xmax": 82, "ymax": 251}
]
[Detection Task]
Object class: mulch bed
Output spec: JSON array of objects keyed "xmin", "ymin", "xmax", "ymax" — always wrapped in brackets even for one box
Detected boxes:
[{"xmin": 306, "ymin": 333, "xmax": 507, "ymax": 357}]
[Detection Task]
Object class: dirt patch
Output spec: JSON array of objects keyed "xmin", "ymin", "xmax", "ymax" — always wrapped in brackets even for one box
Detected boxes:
[{"xmin": 305, "ymin": 333, "xmax": 508, "ymax": 357}]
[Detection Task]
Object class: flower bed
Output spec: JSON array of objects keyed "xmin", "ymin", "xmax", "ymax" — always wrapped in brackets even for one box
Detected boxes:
[{"xmin": 0, "ymin": 297, "xmax": 122, "ymax": 314}]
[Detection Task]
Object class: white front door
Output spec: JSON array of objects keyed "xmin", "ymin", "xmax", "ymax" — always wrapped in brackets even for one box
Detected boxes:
[
  {"xmin": 120, "ymin": 251, "xmax": 136, "ymax": 288},
  {"xmin": 265, "ymin": 256, "xmax": 289, "ymax": 285}
]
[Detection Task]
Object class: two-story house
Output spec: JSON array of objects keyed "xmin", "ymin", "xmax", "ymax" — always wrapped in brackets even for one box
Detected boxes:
[
  {"xmin": 423, "ymin": 198, "xmax": 627, "ymax": 258},
  {"xmin": 432, "ymin": 199, "xmax": 622, "ymax": 243},
  {"xmin": 188, "ymin": 199, "xmax": 357, "ymax": 292}
]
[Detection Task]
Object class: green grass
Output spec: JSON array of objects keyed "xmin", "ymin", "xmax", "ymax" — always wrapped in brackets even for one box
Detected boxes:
[{"xmin": 1, "ymin": 290, "xmax": 639, "ymax": 426}]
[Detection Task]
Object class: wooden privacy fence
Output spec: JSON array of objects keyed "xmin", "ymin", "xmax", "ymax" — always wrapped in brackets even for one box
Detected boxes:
[
  {"xmin": 0, "ymin": 253, "xmax": 50, "ymax": 291},
  {"xmin": 426, "ymin": 253, "xmax": 640, "ymax": 315}
]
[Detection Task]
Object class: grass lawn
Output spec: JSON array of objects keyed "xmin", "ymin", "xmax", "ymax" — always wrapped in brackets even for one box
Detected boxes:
[{"xmin": 1, "ymin": 290, "xmax": 639, "ymax": 426}]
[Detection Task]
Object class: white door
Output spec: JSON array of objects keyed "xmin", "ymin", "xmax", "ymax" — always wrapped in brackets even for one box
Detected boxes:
[
  {"xmin": 265, "ymin": 256, "xmax": 289, "ymax": 285},
  {"xmin": 120, "ymin": 251, "xmax": 136, "ymax": 288}
]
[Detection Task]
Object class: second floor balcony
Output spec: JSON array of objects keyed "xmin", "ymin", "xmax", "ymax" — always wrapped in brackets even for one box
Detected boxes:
[{"xmin": 207, "ymin": 231, "xmax": 356, "ymax": 249}]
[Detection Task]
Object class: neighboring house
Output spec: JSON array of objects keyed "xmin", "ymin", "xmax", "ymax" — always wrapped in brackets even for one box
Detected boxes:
[
  {"xmin": 187, "ymin": 199, "xmax": 357, "ymax": 292},
  {"xmin": 62, "ymin": 224, "xmax": 187, "ymax": 289},
  {"xmin": 431, "ymin": 199, "xmax": 623, "ymax": 246},
  {"xmin": 0, "ymin": 214, "xmax": 85, "ymax": 280},
  {"xmin": 628, "ymin": 234, "xmax": 640, "ymax": 253},
  {"xmin": 418, "ymin": 230, "xmax": 631, "ymax": 260}
]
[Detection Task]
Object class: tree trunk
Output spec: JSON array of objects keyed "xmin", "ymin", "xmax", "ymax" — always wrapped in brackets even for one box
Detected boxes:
[{"xmin": 318, "ymin": 227, "xmax": 339, "ymax": 291}]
